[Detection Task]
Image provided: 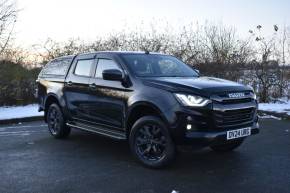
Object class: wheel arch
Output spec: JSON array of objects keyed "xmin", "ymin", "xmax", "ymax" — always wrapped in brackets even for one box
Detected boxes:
[
  {"xmin": 125, "ymin": 102, "xmax": 170, "ymax": 138},
  {"xmin": 44, "ymin": 94, "xmax": 62, "ymax": 122}
]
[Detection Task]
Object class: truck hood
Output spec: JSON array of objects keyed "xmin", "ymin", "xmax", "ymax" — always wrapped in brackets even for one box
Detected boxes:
[{"xmin": 142, "ymin": 76, "xmax": 252, "ymax": 96}]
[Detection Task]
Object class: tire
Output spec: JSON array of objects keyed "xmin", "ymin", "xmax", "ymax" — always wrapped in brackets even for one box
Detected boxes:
[
  {"xmin": 210, "ymin": 139, "xmax": 244, "ymax": 152},
  {"xmin": 129, "ymin": 116, "xmax": 175, "ymax": 169},
  {"xmin": 46, "ymin": 103, "xmax": 71, "ymax": 139}
]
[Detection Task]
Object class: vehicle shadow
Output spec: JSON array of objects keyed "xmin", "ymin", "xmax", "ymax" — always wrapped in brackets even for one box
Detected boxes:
[
  {"xmin": 35, "ymin": 129, "xmax": 259, "ymax": 192},
  {"xmin": 67, "ymin": 129, "xmax": 252, "ymax": 173}
]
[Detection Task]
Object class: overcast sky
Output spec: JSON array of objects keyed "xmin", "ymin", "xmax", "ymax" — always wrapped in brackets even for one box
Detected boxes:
[{"xmin": 15, "ymin": 0, "xmax": 290, "ymax": 46}]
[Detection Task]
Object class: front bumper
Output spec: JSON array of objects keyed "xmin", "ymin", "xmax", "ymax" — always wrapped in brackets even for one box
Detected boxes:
[
  {"xmin": 170, "ymin": 100, "xmax": 259, "ymax": 146},
  {"xmin": 183, "ymin": 122, "xmax": 259, "ymax": 146}
]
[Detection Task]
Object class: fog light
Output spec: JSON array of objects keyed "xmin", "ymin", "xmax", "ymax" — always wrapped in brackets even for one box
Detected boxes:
[
  {"xmin": 186, "ymin": 124, "xmax": 192, "ymax": 130},
  {"xmin": 186, "ymin": 116, "xmax": 192, "ymax": 121}
]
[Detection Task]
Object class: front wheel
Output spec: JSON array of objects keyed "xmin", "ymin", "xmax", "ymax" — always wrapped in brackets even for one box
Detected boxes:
[
  {"xmin": 47, "ymin": 103, "xmax": 71, "ymax": 139},
  {"xmin": 129, "ymin": 116, "xmax": 176, "ymax": 169},
  {"xmin": 210, "ymin": 139, "xmax": 244, "ymax": 152}
]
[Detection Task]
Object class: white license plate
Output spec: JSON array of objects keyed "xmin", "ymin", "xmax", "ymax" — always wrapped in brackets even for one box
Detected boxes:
[{"xmin": 226, "ymin": 127, "xmax": 251, "ymax": 140}]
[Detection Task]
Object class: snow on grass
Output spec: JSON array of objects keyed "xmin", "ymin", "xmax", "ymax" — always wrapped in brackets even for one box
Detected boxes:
[
  {"xmin": 259, "ymin": 99, "xmax": 290, "ymax": 116},
  {"xmin": 0, "ymin": 104, "xmax": 43, "ymax": 120},
  {"xmin": 258, "ymin": 114, "xmax": 282, "ymax": 120}
]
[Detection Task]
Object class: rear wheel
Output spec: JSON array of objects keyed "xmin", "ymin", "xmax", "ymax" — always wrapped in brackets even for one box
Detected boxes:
[
  {"xmin": 47, "ymin": 103, "xmax": 70, "ymax": 139},
  {"xmin": 129, "ymin": 116, "xmax": 175, "ymax": 168},
  {"xmin": 210, "ymin": 139, "xmax": 244, "ymax": 152}
]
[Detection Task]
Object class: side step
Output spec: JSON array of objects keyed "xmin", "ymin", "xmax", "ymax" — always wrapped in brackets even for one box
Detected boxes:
[{"xmin": 66, "ymin": 123, "xmax": 126, "ymax": 140}]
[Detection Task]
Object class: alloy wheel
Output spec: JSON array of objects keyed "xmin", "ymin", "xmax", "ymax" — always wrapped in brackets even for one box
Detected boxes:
[
  {"xmin": 48, "ymin": 107, "xmax": 60, "ymax": 135},
  {"xmin": 135, "ymin": 124, "xmax": 167, "ymax": 161}
]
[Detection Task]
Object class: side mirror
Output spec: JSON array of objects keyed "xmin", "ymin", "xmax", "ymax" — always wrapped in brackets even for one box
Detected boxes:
[
  {"xmin": 191, "ymin": 67, "xmax": 200, "ymax": 76},
  {"xmin": 102, "ymin": 69, "xmax": 123, "ymax": 81}
]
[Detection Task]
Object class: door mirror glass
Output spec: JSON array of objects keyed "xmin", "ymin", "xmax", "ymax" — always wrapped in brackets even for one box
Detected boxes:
[
  {"xmin": 192, "ymin": 67, "xmax": 200, "ymax": 76},
  {"xmin": 102, "ymin": 69, "xmax": 123, "ymax": 81}
]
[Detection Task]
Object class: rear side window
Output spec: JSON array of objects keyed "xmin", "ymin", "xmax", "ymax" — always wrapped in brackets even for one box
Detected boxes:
[
  {"xmin": 42, "ymin": 58, "xmax": 72, "ymax": 76},
  {"xmin": 74, "ymin": 59, "xmax": 94, "ymax": 76},
  {"xmin": 95, "ymin": 59, "xmax": 121, "ymax": 78}
]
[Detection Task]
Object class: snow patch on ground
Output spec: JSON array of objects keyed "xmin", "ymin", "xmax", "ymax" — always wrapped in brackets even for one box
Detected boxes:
[
  {"xmin": 258, "ymin": 114, "xmax": 282, "ymax": 120},
  {"xmin": 259, "ymin": 100, "xmax": 290, "ymax": 116},
  {"xmin": 0, "ymin": 104, "xmax": 43, "ymax": 120}
]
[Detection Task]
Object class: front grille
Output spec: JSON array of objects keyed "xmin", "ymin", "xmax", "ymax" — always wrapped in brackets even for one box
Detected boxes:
[
  {"xmin": 214, "ymin": 107, "xmax": 255, "ymax": 128},
  {"xmin": 221, "ymin": 98, "xmax": 253, "ymax": 104},
  {"xmin": 211, "ymin": 91, "xmax": 254, "ymax": 104}
]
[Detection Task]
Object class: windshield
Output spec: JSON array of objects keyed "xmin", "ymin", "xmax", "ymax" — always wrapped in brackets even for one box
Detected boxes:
[{"xmin": 121, "ymin": 54, "xmax": 199, "ymax": 77}]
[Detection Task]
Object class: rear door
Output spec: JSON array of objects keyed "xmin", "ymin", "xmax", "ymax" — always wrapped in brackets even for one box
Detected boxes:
[{"xmin": 64, "ymin": 54, "xmax": 96, "ymax": 123}]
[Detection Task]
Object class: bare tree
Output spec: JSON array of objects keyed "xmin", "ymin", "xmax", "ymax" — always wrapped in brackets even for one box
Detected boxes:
[
  {"xmin": 33, "ymin": 38, "xmax": 91, "ymax": 64},
  {"xmin": 192, "ymin": 24, "xmax": 252, "ymax": 80},
  {"xmin": 277, "ymin": 25, "xmax": 289, "ymax": 97},
  {"xmin": 249, "ymin": 25, "xmax": 280, "ymax": 102},
  {"xmin": 0, "ymin": 0, "xmax": 17, "ymax": 58}
]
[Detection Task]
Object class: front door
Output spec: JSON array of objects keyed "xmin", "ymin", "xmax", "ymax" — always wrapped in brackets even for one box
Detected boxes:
[{"xmin": 86, "ymin": 54, "xmax": 128, "ymax": 131}]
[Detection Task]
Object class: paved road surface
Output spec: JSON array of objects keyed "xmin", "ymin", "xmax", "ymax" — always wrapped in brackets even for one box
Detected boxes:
[{"xmin": 0, "ymin": 119, "xmax": 289, "ymax": 193}]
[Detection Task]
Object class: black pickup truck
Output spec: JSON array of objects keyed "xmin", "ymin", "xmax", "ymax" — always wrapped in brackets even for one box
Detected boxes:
[{"xmin": 37, "ymin": 51, "xmax": 259, "ymax": 168}]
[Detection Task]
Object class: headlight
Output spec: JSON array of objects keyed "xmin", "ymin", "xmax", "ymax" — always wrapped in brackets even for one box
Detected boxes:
[{"xmin": 174, "ymin": 93, "xmax": 211, "ymax": 107}]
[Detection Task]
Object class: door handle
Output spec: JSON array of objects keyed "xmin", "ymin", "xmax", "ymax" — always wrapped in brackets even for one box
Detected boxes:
[
  {"xmin": 66, "ymin": 81, "xmax": 73, "ymax": 86},
  {"xmin": 89, "ymin": 83, "xmax": 97, "ymax": 89}
]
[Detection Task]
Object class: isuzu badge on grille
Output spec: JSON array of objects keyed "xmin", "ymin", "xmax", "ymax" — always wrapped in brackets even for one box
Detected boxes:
[{"xmin": 228, "ymin": 93, "xmax": 245, "ymax": 98}]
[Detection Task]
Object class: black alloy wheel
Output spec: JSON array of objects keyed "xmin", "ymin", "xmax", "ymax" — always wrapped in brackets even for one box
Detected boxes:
[
  {"xmin": 135, "ymin": 123, "xmax": 167, "ymax": 161},
  {"xmin": 47, "ymin": 103, "xmax": 70, "ymax": 139},
  {"xmin": 130, "ymin": 116, "xmax": 175, "ymax": 168}
]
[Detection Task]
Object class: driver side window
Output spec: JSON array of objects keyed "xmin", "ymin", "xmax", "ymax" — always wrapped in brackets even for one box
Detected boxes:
[
  {"xmin": 95, "ymin": 59, "xmax": 122, "ymax": 78},
  {"xmin": 158, "ymin": 59, "xmax": 183, "ymax": 75}
]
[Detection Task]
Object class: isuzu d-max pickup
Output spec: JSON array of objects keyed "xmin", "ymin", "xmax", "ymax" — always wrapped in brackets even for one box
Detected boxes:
[{"xmin": 37, "ymin": 51, "xmax": 259, "ymax": 168}]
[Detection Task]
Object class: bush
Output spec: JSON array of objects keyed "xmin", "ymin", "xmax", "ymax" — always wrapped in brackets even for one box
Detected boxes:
[{"xmin": 0, "ymin": 60, "xmax": 40, "ymax": 106}]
